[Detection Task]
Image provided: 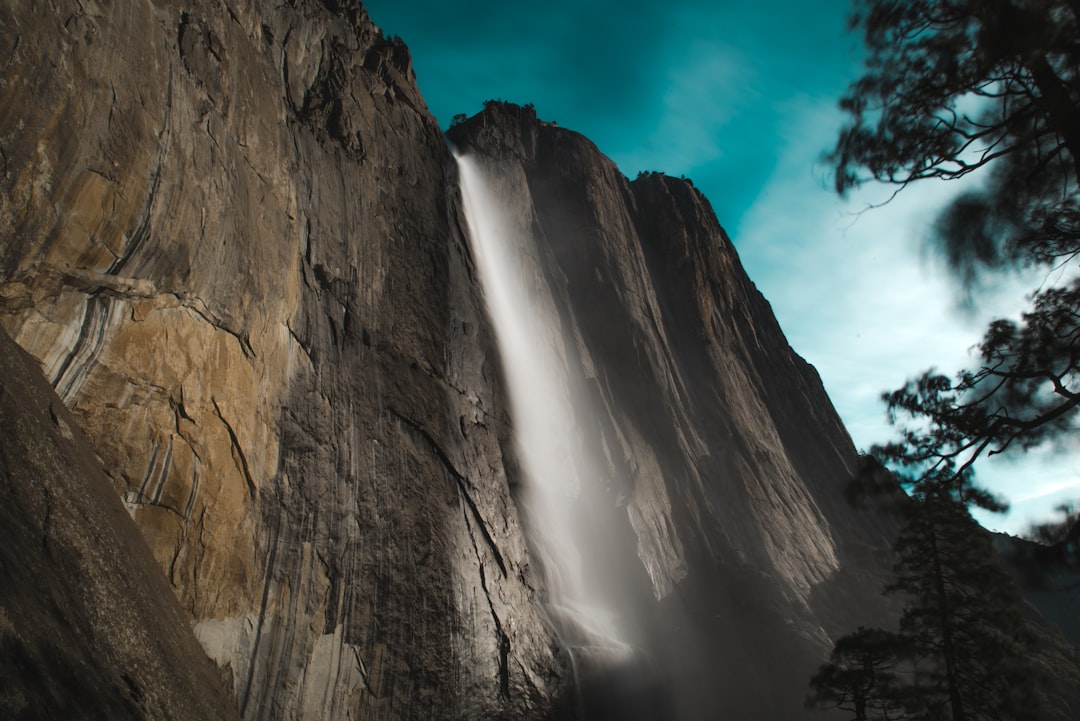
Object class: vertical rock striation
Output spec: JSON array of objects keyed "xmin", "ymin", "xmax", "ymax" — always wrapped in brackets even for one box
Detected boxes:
[
  {"xmin": 1, "ymin": 2, "xmax": 896, "ymax": 720},
  {"xmin": 1, "ymin": 2, "xmax": 564, "ymax": 719},
  {"xmin": 0, "ymin": 328, "xmax": 242, "ymax": 721},
  {"xmin": 448, "ymin": 103, "xmax": 896, "ymax": 720}
]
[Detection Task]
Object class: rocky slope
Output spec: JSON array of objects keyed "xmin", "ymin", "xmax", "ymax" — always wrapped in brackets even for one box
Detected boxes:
[
  {"xmin": 0, "ymin": 328, "xmax": 241, "ymax": 721},
  {"xmin": 448, "ymin": 104, "xmax": 896, "ymax": 720},
  {"xmin": 1, "ymin": 2, "xmax": 895, "ymax": 720},
  {"xmin": 1, "ymin": 2, "xmax": 563, "ymax": 719}
]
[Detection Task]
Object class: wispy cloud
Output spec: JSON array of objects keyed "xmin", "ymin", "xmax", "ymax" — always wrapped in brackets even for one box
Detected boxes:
[
  {"xmin": 365, "ymin": 0, "xmax": 1078, "ymax": 535},
  {"xmin": 1013, "ymin": 478, "xmax": 1080, "ymax": 503},
  {"xmin": 735, "ymin": 96, "xmax": 1072, "ymax": 533},
  {"xmin": 613, "ymin": 41, "xmax": 755, "ymax": 175},
  {"xmin": 975, "ymin": 449, "xmax": 1080, "ymax": 533}
]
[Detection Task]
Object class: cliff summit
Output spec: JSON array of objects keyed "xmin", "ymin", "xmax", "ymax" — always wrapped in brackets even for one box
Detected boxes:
[{"xmin": 2, "ymin": 3, "xmax": 899, "ymax": 720}]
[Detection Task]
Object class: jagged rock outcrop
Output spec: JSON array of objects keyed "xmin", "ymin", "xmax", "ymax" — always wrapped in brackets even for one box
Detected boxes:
[
  {"xmin": 1, "ymin": 2, "xmax": 564, "ymax": 719},
  {"xmin": 1, "ymin": 2, "xmax": 898, "ymax": 721},
  {"xmin": 0, "ymin": 328, "xmax": 241, "ymax": 721},
  {"xmin": 448, "ymin": 104, "xmax": 896, "ymax": 720}
]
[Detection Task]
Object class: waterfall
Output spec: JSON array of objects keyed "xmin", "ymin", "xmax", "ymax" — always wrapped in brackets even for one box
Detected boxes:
[
  {"xmin": 455, "ymin": 148, "xmax": 708, "ymax": 721},
  {"xmin": 456, "ymin": 150, "xmax": 679, "ymax": 720},
  {"xmin": 455, "ymin": 150, "xmax": 630, "ymax": 652}
]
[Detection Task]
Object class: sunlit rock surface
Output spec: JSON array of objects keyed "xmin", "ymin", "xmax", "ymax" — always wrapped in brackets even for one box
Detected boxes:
[
  {"xmin": 448, "ymin": 103, "xmax": 897, "ymax": 719},
  {"xmin": 1, "ymin": 2, "xmax": 563, "ymax": 719},
  {"xmin": 0, "ymin": 329, "xmax": 241, "ymax": 721},
  {"xmin": 2, "ymin": 2, "xmax": 897, "ymax": 720}
]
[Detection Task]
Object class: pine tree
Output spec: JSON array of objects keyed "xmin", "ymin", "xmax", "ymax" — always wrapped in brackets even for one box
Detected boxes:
[
  {"xmin": 834, "ymin": 0, "xmax": 1080, "ymax": 506},
  {"xmin": 817, "ymin": 4, "xmax": 1079, "ymax": 715},
  {"xmin": 807, "ymin": 627, "xmax": 910, "ymax": 720},
  {"xmin": 809, "ymin": 494, "xmax": 1045, "ymax": 720},
  {"xmin": 887, "ymin": 494, "xmax": 1043, "ymax": 721}
]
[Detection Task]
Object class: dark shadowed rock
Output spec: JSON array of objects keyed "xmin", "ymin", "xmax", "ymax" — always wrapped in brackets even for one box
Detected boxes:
[
  {"xmin": 0, "ymin": 2, "xmax": 905, "ymax": 719},
  {"xmin": 449, "ymin": 102, "xmax": 897, "ymax": 720},
  {"xmin": 1, "ymin": 2, "xmax": 565, "ymax": 719},
  {"xmin": 0, "ymin": 329, "xmax": 241, "ymax": 721}
]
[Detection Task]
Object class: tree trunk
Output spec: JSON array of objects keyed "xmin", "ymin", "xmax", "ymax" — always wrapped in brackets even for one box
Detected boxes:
[
  {"xmin": 1067, "ymin": 0, "xmax": 1080, "ymax": 26},
  {"xmin": 856, "ymin": 656, "xmax": 872, "ymax": 721},
  {"xmin": 1027, "ymin": 51, "xmax": 1080, "ymax": 185},
  {"xmin": 928, "ymin": 517, "xmax": 966, "ymax": 721},
  {"xmin": 981, "ymin": 1, "xmax": 1080, "ymax": 184}
]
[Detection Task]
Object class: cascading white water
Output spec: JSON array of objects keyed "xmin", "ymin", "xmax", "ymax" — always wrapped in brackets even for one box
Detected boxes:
[{"xmin": 455, "ymin": 151, "xmax": 632, "ymax": 657}]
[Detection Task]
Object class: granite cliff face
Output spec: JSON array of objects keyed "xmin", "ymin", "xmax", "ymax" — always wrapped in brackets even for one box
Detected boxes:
[
  {"xmin": 0, "ymin": 328, "xmax": 242, "ymax": 721},
  {"xmin": 448, "ymin": 105, "xmax": 895, "ymax": 719},
  {"xmin": 1, "ymin": 2, "xmax": 562, "ymax": 719},
  {"xmin": 1, "ymin": 2, "xmax": 893, "ymax": 720}
]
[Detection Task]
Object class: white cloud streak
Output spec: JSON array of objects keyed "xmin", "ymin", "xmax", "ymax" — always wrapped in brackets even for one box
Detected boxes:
[
  {"xmin": 735, "ymin": 96, "xmax": 1075, "ymax": 535},
  {"xmin": 614, "ymin": 41, "xmax": 754, "ymax": 175}
]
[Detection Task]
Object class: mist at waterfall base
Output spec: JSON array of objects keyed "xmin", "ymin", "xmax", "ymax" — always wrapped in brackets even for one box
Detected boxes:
[{"xmin": 456, "ymin": 152, "xmax": 679, "ymax": 720}]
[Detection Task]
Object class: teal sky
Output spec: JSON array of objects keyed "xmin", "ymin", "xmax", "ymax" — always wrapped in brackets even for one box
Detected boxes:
[
  {"xmin": 363, "ymin": 1, "xmax": 1080, "ymax": 535},
  {"xmin": 364, "ymin": 0, "xmax": 859, "ymax": 230}
]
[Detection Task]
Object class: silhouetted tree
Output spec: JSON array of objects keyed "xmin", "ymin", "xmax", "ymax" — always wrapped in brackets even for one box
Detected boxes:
[
  {"xmin": 833, "ymin": 0, "xmax": 1080, "ymax": 506},
  {"xmin": 807, "ymin": 627, "xmax": 910, "ymax": 720},
  {"xmin": 888, "ymin": 494, "xmax": 1043, "ymax": 720},
  {"xmin": 810, "ymin": 495, "xmax": 1046, "ymax": 720},
  {"xmin": 823, "ymin": 4, "xmax": 1078, "ymax": 710},
  {"xmin": 1028, "ymin": 502, "xmax": 1080, "ymax": 545},
  {"xmin": 872, "ymin": 280, "xmax": 1080, "ymax": 509},
  {"xmin": 1027, "ymin": 502, "xmax": 1080, "ymax": 567},
  {"xmin": 833, "ymin": 0, "xmax": 1080, "ymax": 194}
]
